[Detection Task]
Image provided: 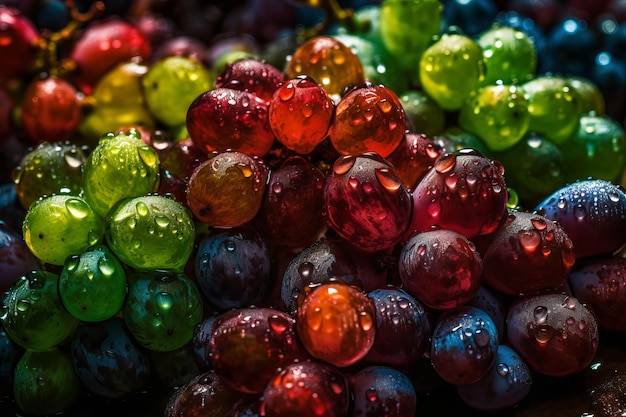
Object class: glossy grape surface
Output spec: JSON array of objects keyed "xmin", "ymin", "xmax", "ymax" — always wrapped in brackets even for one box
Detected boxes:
[
  {"xmin": 2, "ymin": 270, "xmax": 78, "ymax": 350},
  {"xmin": 478, "ymin": 25, "xmax": 537, "ymax": 85},
  {"xmin": 58, "ymin": 244, "xmax": 127, "ymax": 322},
  {"xmin": 165, "ymin": 370, "xmax": 240, "ymax": 417},
  {"xmin": 0, "ymin": 221, "xmax": 39, "ymax": 292},
  {"xmin": 387, "ymin": 133, "xmax": 444, "ymax": 190},
  {"xmin": 0, "ymin": 6, "xmax": 40, "ymax": 79},
  {"xmin": 23, "ymin": 194, "xmax": 104, "ymax": 266},
  {"xmin": 506, "ymin": 293, "xmax": 599, "ymax": 377},
  {"xmin": 70, "ymin": 317, "xmax": 151, "ymax": 398},
  {"xmin": 195, "ymin": 227, "xmax": 271, "ymax": 311},
  {"xmin": 123, "ymin": 269, "xmax": 203, "ymax": 352},
  {"xmin": 215, "ymin": 57, "xmax": 286, "ymax": 102},
  {"xmin": 352, "ymin": 365, "xmax": 417, "ymax": 417},
  {"xmin": 324, "ymin": 153, "xmax": 412, "ymax": 252},
  {"xmin": 82, "ymin": 130, "xmax": 160, "ymax": 218}
]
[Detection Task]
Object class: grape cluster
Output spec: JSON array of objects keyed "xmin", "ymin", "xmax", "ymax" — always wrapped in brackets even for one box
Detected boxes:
[{"xmin": 1, "ymin": 0, "xmax": 626, "ymax": 417}]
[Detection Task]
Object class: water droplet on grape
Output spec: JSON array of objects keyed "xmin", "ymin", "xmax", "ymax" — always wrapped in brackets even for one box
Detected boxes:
[
  {"xmin": 279, "ymin": 83, "xmax": 296, "ymax": 101},
  {"xmin": 518, "ymin": 229, "xmax": 541, "ymax": 251},
  {"xmin": 137, "ymin": 146, "xmax": 158, "ymax": 168},
  {"xmin": 359, "ymin": 311, "xmax": 373, "ymax": 331},
  {"xmin": 17, "ymin": 300, "xmax": 30, "ymax": 312},
  {"xmin": 333, "ymin": 155, "xmax": 356, "ymax": 175},
  {"xmin": 97, "ymin": 257, "xmax": 117, "ymax": 276},
  {"xmin": 307, "ymin": 307, "xmax": 323, "ymax": 331},
  {"xmin": 156, "ymin": 292, "xmax": 173, "ymax": 310},
  {"xmin": 534, "ymin": 324, "xmax": 553, "ymax": 343},
  {"xmin": 473, "ymin": 328, "xmax": 490, "ymax": 347},
  {"xmin": 434, "ymin": 153, "xmax": 456, "ymax": 173},
  {"xmin": 225, "ymin": 240, "xmax": 236, "ymax": 251},
  {"xmin": 366, "ymin": 388, "xmax": 378, "ymax": 402},
  {"xmin": 534, "ymin": 306, "xmax": 548, "ymax": 324},
  {"xmin": 375, "ymin": 168, "xmax": 401, "ymax": 191},
  {"xmin": 496, "ymin": 363, "xmax": 510, "ymax": 377},
  {"xmin": 298, "ymin": 261, "xmax": 314, "ymax": 280},
  {"xmin": 65, "ymin": 198, "xmax": 90, "ymax": 219},
  {"xmin": 155, "ymin": 215, "xmax": 170, "ymax": 228},
  {"xmin": 531, "ymin": 217, "xmax": 547, "ymax": 230},
  {"xmin": 136, "ymin": 201, "xmax": 149, "ymax": 217},
  {"xmin": 268, "ymin": 314, "xmax": 290, "ymax": 334}
]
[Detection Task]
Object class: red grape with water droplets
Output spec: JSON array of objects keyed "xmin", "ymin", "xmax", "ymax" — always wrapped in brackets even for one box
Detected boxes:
[
  {"xmin": 215, "ymin": 57, "xmax": 286, "ymax": 103},
  {"xmin": 0, "ymin": 6, "xmax": 40, "ymax": 80},
  {"xmin": 165, "ymin": 370, "xmax": 240, "ymax": 417},
  {"xmin": 477, "ymin": 211, "xmax": 575, "ymax": 295},
  {"xmin": 324, "ymin": 153, "xmax": 412, "ymax": 252},
  {"xmin": 408, "ymin": 150, "xmax": 508, "ymax": 239},
  {"xmin": 399, "ymin": 229, "xmax": 483, "ymax": 310},
  {"xmin": 506, "ymin": 293, "xmax": 599, "ymax": 377},
  {"xmin": 387, "ymin": 132, "xmax": 445, "ymax": 189},
  {"xmin": 268, "ymin": 75, "xmax": 334, "ymax": 155},
  {"xmin": 330, "ymin": 83, "xmax": 406, "ymax": 158}
]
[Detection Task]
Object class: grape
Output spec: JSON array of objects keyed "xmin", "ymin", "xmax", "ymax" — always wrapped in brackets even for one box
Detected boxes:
[
  {"xmin": 268, "ymin": 76, "xmax": 334, "ymax": 155},
  {"xmin": 430, "ymin": 306, "xmax": 499, "ymax": 385},
  {"xmin": 477, "ymin": 211, "xmax": 575, "ymax": 295},
  {"xmin": 2, "ymin": 270, "xmax": 78, "ymax": 351},
  {"xmin": 434, "ymin": 127, "xmax": 489, "ymax": 155},
  {"xmin": 542, "ymin": 17, "xmax": 596, "ymax": 77},
  {"xmin": 296, "ymin": 279, "xmax": 376, "ymax": 367},
  {"xmin": 78, "ymin": 61, "xmax": 156, "ymax": 143},
  {"xmin": 506, "ymin": 293, "xmax": 598, "ymax": 377},
  {"xmin": 324, "ymin": 153, "xmax": 412, "ymax": 252},
  {"xmin": 186, "ymin": 87, "xmax": 276, "ymax": 157},
  {"xmin": 330, "ymin": 83, "xmax": 406, "ymax": 158},
  {"xmin": 105, "ymin": 194, "xmax": 195, "ymax": 271},
  {"xmin": 567, "ymin": 75, "xmax": 605, "ymax": 116},
  {"xmin": 419, "ymin": 33, "xmax": 485, "ymax": 111},
  {"xmin": 19, "ymin": 75, "xmax": 82, "ymax": 144},
  {"xmin": 364, "ymin": 287, "xmax": 431, "ymax": 366},
  {"xmin": 12, "ymin": 141, "xmax": 87, "ymax": 210},
  {"xmin": 186, "ymin": 151, "xmax": 268, "ymax": 228},
  {"xmin": 459, "ymin": 84, "xmax": 530, "ymax": 151},
  {"xmin": 398, "ymin": 229, "xmax": 483, "ymax": 309},
  {"xmin": 387, "ymin": 133, "xmax": 444, "ymax": 190},
  {"xmin": 465, "ymin": 286, "xmax": 506, "ymax": 342},
  {"xmin": 408, "ymin": 150, "xmax": 508, "ymax": 239},
  {"xmin": 560, "ymin": 115, "xmax": 626, "ymax": 184},
  {"xmin": 0, "ymin": 221, "xmax": 39, "ymax": 293},
  {"xmin": 399, "ymin": 90, "xmax": 446, "ymax": 138},
  {"xmin": 195, "ymin": 227, "xmax": 271, "ymax": 311},
  {"xmin": 142, "ymin": 55, "xmax": 213, "ymax": 128},
  {"xmin": 255, "ymin": 156, "xmax": 326, "ymax": 247},
  {"xmin": 82, "ymin": 129, "xmax": 160, "ymax": 218},
  {"xmin": 210, "ymin": 307, "xmax": 305, "ymax": 394},
  {"xmin": 123, "ymin": 269, "xmax": 203, "ymax": 352},
  {"xmin": 285, "ymin": 35, "xmax": 365, "ymax": 97},
  {"xmin": 0, "ymin": 6, "xmax": 40, "ymax": 80},
  {"xmin": 379, "ymin": 0, "xmax": 443, "ymax": 81},
  {"xmin": 522, "ymin": 75, "xmax": 583, "ymax": 144},
  {"xmin": 58, "ymin": 244, "xmax": 127, "ymax": 322},
  {"xmin": 215, "ymin": 57, "xmax": 286, "ymax": 103},
  {"xmin": 13, "ymin": 348, "xmax": 80, "ymax": 416},
  {"xmin": 165, "ymin": 370, "xmax": 240, "ymax": 417},
  {"xmin": 261, "ymin": 360, "xmax": 350, "ymax": 417},
  {"xmin": 149, "ymin": 344, "xmax": 200, "ymax": 389},
  {"xmin": 534, "ymin": 179, "xmax": 626, "ymax": 259},
  {"xmin": 443, "ymin": 0, "xmax": 498, "ymax": 37},
  {"xmin": 477, "ymin": 25, "xmax": 536, "ymax": 85},
  {"xmin": 23, "ymin": 194, "xmax": 104, "ymax": 266},
  {"xmin": 352, "ymin": 365, "xmax": 417, "ymax": 417},
  {"xmin": 456, "ymin": 344, "xmax": 532, "ymax": 411},
  {"xmin": 70, "ymin": 317, "xmax": 151, "ymax": 398}
]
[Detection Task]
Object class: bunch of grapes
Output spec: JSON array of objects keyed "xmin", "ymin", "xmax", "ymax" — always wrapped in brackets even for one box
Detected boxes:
[{"xmin": 2, "ymin": 0, "xmax": 626, "ymax": 417}]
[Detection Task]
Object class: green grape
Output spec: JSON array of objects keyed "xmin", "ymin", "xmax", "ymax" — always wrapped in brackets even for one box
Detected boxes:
[
  {"xmin": 23, "ymin": 194, "xmax": 105, "ymax": 266},
  {"xmin": 58, "ymin": 245, "xmax": 127, "ymax": 322},
  {"xmin": 11, "ymin": 141, "xmax": 87, "ymax": 210},
  {"xmin": 567, "ymin": 76, "xmax": 605, "ymax": 116},
  {"xmin": 105, "ymin": 195, "xmax": 195, "ymax": 272},
  {"xmin": 79, "ymin": 62, "xmax": 155, "ymax": 144},
  {"xmin": 559, "ymin": 115, "xmax": 626, "ymax": 184},
  {"xmin": 1, "ymin": 270, "xmax": 79, "ymax": 350},
  {"xmin": 419, "ymin": 33, "xmax": 485, "ymax": 111},
  {"xmin": 13, "ymin": 348, "xmax": 80, "ymax": 416},
  {"xmin": 400, "ymin": 89, "xmax": 445, "ymax": 137},
  {"xmin": 142, "ymin": 56, "xmax": 213, "ymax": 128},
  {"xmin": 82, "ymin": 129, "xmax": 160, "ymax": 218},
  {"xmin": 459, "ymin": 84, "xmax": 530, "ymax": 151},
  {"xmin": 379, "ymin": 0, "xmax": 442, "ymax": 81},
  {"xmin": 522, "ymin": 75, "xmax": 583, "ymax": 144},
  {"xmin": 477, "ymin": 25, "xmax": 536, "ymax": 85},
  {"xmin": 123, "ymin": 269, "xmax": 203, "ymax": 352},
  {"xmin": 493, "ymin": 132, "xmax": 567, "ymax": 207},
  {"xmin": 333, "ymin": 33, "xmax": 409, "ymax": 94}
]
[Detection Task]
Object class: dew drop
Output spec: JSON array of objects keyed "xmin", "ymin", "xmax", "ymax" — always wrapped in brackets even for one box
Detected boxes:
[
  {"xmin": 65, "ymin": 198, "xmax": 90, "ymax": 219},
  {"xmin": 138, "ymin": 146, "xmax": 158, "ymax": 168},
  {"xmin": 366, "ymin": 388, "xmax": 378, "ymax": 402},
  {"xmin": 307, "ymin": 307, "xmax": 323, "ymax": 331},
  {"xmin": 268, "ymin": 314, "xmax": 290, "ymax": 334},
  {"xmin": 333, "ymin": 155, "xmax": 356, "ymax": 175},
  {"xmin": 496, "ymin": 363, "xmax": 510, "ymax": 377},
  {"xmin": 375, "ymin": 168, "xmax": 402, "ymax": 191},
  {"xmin": 533, "ymin": 305, "xmax": 548, "ymax": 324},
  {"xmin": 64, "ymin": 150, "xmax": 84, "ymax": 168},
  {"xmin": 534, "ymin": 324, "xmax": 553, "ymax": 343},
  {"xmin": 97, "ymin": 257, "xmax": 117, "ymax": 276},
  {"xmin": 136, "ymin": 201, "xmax": 149, "ymax": 217},
  {"xmin": 531, "ymin": 217, "xmax": 547, "ymax": 230},
  {"xmin": 473, "ymin": 328, "xmax": 490, "ymax": 347},
  {"xmin": 518, "ymin": 229, "xmax": 541, "ymax": 251},
  {"xmin": 298, "ymin": 261, "xmax": 314, "ymax": 280},
  {"xmin": 377, "ymin": 99, "xmax": 393, "ymax": 113},
  {"xmin": 434, "ymin": 153, "xmax": 456, "ymax": 173},
  {"xmin": 155, "ymin": 215, "xmax": 170, "ymax": 228},
  {"xmin": 225, "ymin": 240, "xmax": 236, "ymax": 251},
  {"xmin": 359, "ymin": 312, "xmax": 373, "ymax": 331}
]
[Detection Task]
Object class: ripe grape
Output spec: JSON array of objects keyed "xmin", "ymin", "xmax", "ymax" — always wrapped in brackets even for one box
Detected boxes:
[
  {"xmin": 82, "ymin": 129, "xmax": 160, "ymax": 218},
  {"xmin": 387, "ymin": 133, "xmax": 444, "ymax": 190},
  {"xmin": 477, "ymin": 25, "xmax": 537, "ymax": 85},
  {"xmin": 352, "ymin": 365, "xmax": 417, "ymax": 417},
  {"xmin": 165, "ymin": 370, "xmax": 240, "ymax": 417},
  {"xmin": 0, "ymin": 6, "xmax": 41, "ymax": 80},
  {"xmin": 0, "ymin": 221, "xmax": 40, "ymax": 293},
  {"xmin": 23, "ymin": 194, "xmax": 104, "ymax": 266},
  {"xmin": 215, "ymin": 57, "xmax": 286, "ymax": 102},
  {"xmin": 399, "ymin": 90, "xmax": 446, "ymax": 138}
]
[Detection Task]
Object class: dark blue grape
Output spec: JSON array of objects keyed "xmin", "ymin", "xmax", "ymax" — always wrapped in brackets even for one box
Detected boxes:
[
  {"xmin": 456, "ymin": 344, "xmax": 532, "ymax": 411},
  {"xmin": 352, "ymin": 365, "xmax": 417, "ymax": 417},
  {"xmin": 0, "ymin": 220, "xmax": 39, "ymax": 293},
  {"xmin": 192, "ymin": 313, "xmax": 219, "ymax": 371},
  {"xmin": 70, "ymin": 317, "xmax": 151, "ymax": 399},
  {"xmin": 195, "ymin": 227, "xmax": 271, "ymax": 311},
  {"xmin": 430, "ymin": 306, "xmax": 499, "ymax": 385},
  {"xmin": 465, "ymin": 286, "xmax": 506, "ymax": 343},
  {"xmin": 590, "ymin": 52, "xmax": 626, "ymax": 122},
  {"xmin": 441, "ymin": 0, "xmax": 497, "ymax": 37},
  {"xmin": 36, "ymin": 0, "xmax": 69, "ymax": 32},
  {"xmin": 542, "ymin": 17, "xmax": 597, "ymax": 77}
]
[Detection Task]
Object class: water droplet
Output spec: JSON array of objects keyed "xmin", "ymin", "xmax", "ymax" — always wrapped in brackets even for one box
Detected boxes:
[
  {"xmin": 65, "ymin": 255, "xmax": 80, "ymax": 271},
  {"xmin": 375, "ymin": 168, "xmax": 402, "ymax": 191},
  {"xmin": 155, "ymin": 215, "xmax": 170, "ymax": 228},
  {"xmin": 225, "ymin": 240, "xmax": 236, "ymax": 251},
  {"xmin": 377, "ymin": 99, "xmax": 393, "ymax": 113},
  {"xmin": 302, "ymin": 105, "xmax": 313, "ymax": 118},
  {"xmin": 36, "ymin": 376, "xmax": 46, "ymax": 386},
  {"xmin": 333, "ymin": 155, "xmax": 356, "ymax": 175},
  {"xmin": 518, "ymin": 229, "xmax": 541, "ymax": 251},
  {"xmin": 64, "ymin": 149, "xmax": 84, "ymax": 168},
  {"xmin": 473, "ymin": 329, "xmax": 490, "ymax": 347},
  {"xmin": 534, "ymin": 324, "xmax": 553, "ymax": 343},
  {"xmin": 268, "ymin": 314, "xmax": 291, "ymax": 334},
  {"xmin": 17, "ymin": 300, "xmax": 30, "ymax": 312},
  {"xmin": 434, "ymin": 153, "xmax": 456, "ymax": 173},
  {"xmin": 574, "ymin": 204, "xmax": 587, "ymax": 221},
  {"xmin": 138, "ymin": 146, "xmax": 158, "ymax": 168},
  {"xmin": 359, "ymin": 312, "xmax": 373, "ymax": 331},
  {"xmin": 531, "ymin": 217, "xmax": 547, "ymax": 230},
  {"xmin": 237, "ymin": 163, "xmax": 253, "ymax": 178},
  {"xmin": 279, "ymin": 83, "xmax": 296, "ymax": 101},
  {"xmin": 272, "ymin": 182, "xmax": 283, "ymax": 194},
  {"xmin": 136, "ymin": 201, "xmax": 149, "ymax": 216},
  {"xmin": 65, "ymin": 198, "xmax": 90, "ymax": 219},
  {"xmin": 534, "ymin": 305, "xmax": 548, "ymax": 324},
  {"xmin": 307, "ymin": 307, "xmax": 323, "ymax": 331},
  {"xmin": 97, "ymin": 257, "xmax": 117, "ymax": 276},
  {"xmin": 496, "ymin": 363, "xmax": 510, "ymax": 377},
  {"xmin": 298, "ymin": 261, "xmax": 314, "ymax": 280},
  {"xmin": 151, "ymin": 314, "xmax": 163, "ymax": 327},
  {"xmin": 366, "ymin": 388, "xmax": 378, "ymax": 402},
  {"xmin": 427, "ymin": 201, "xmax": 441, "ymax": 218}
]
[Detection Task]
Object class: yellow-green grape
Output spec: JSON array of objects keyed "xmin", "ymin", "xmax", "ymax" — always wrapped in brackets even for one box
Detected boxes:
[
  {"xmin": 58, "ymin": 245, "xmax": 127, "ymax": 322},
  {"xmin": 477, "ymin": 25, "xmax": 536, "ymax": 86},
  {"xmin": 420, "ymin": 33, "xmax": 485, "ymax": 111},
  {"xmin": 13, "ymin": 348, "xmax": 80, "ymax": 416},
  {"xmin": 82, "ymin": 129, "xmax": 160, "ymax": 218},
  {"xmin": 142, "ymin": 56, "xmax": 213, "ymax": 128},
  {"xmin": 567, "ymin": 76, "xmax": 605, "ymax": 116},
  {"xmin": 105, "ymin": 194, "xmax": 195, "ymax": 272},
  {"xmin": 459, "ymin": 84, "xmax": 530, "ymax": 151},
  {"xmin": 522, "ymin": 75, "xmax": 583, "ymax": 144},
  {"xmin": 23, "ymin": 195, "xmax": 105, "ymax": 266},
  {"xmin": 1, "ymin": 270, "xmax": 79, "ymax": 350},
  {"xmin": 79, "ymin": 62, "xmax": 155, "ymax": 145},
  {"xmin": 123, "ymin": 270, "xmax": 203, "ymax": 352},
  {"xmin": 379, "ymin": 0, "xmax": 443, "ymax": 81},
  {"xmin": 12, "ymin": 141, "xmax": 87, "ymax": 210}
]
